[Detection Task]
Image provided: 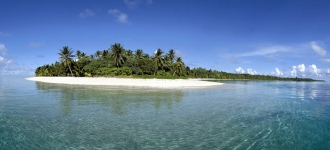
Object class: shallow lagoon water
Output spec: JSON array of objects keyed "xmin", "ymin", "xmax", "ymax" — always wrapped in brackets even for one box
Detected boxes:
[{"xmin": 1, "ymin": 77, "xmax": 330, "ymax": 149}]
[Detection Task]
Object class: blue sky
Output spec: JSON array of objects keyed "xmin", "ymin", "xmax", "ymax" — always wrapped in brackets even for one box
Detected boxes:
[{"xmin": 0, "ymin": 0, "xmax": 330, "ymax": 79}]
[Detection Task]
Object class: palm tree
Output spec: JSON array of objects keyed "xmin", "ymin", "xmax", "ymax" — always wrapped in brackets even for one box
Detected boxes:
[
  {"xmin": 153, "ymin": 48, "xmax": 164, "ymax": 71},
  {"xmin": 102, "ymin": 50, "xmax": 109, "ymax": 59},
  {"xmin": 89, "ymin": 54, "xmax": 95, "ymax": 60},
  {"xmin": 163, "ymin": 55, "xmax": 172, "ymax": 71},
  {"xmin": 126, "ymin": 50, "xmax": 133, "ymax": 57},
  {"xmin": 109, "ymin": 43, "xmax": 125, "ymax": 68},
  {"xmin": 81, "ymin": 52, "xmax": 86, "ymax": 58},
  {"xmin": 173, "ymin": 57, "xmax": 185, "ymax": 76},
  {"xmin": 76, "ymin": 50, "xmax": 82, "ymax": 60},
  {"xmin": 135, "ymin": 49, "xmax": 143, "ymax": 59},
  {"xmin": 95, "ymin": 50, "xmax": 102, "ymax": 59},
  {"xmin": 143, "ymin": 53, "xmax": 150, "ymax": 58},
  {"xmin": 58, "ymin": 46, "xmax": 75, "ymax": 76},
  {"xmin": 168, "ymin": 49, "xmax": 176, "ymax": 63}
]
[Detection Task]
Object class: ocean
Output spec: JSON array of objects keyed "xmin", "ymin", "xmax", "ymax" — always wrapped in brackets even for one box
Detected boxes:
[{"xmin": 1, "ymin": 76, "xmax": 329, "ymax": 149}]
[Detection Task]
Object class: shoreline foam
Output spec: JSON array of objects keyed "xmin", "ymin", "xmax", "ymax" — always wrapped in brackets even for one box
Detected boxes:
[{"xmin": 25, "ymin": 77, "xmax": 223, "ymax": 88}]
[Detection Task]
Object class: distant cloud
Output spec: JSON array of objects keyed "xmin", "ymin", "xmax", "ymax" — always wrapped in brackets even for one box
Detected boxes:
[
  {"xmin": 79, "ymin": 9, "xmax": 95, "ymax": 18},
  {"xmin": 108, "ymin": 9, "xmax": 130, "ymax": 24},
  {"xmin": 290, "ymin": 63, "xmax": 321, "ymax": 77},
  {"xmin": 0, "ymin": 31, "xmax": 11, "ymax": 36},
  {"xmin": 0, "ymin": 56, "xmax": 12, "ymax": 66},
  {"xmin": 230, "ymin": 56, "xmax": 250, "ymax": 64},
  {"xmin": 246, "ymin": 68, "xmax": 257, "ymax": 75},
  {"xmin": 29, "ymin": 42, "xmax": 44, "ymax": 48},
  {"xmin": 0, "ymin": 65, "xmax": 34, "ymax": 75},
  {"xmin": 273, "ymin": 68, "xmax": 283, "ymax": 76},
  {"xmin": 235, "ymin": 67, "xmax": 245, "ymax": 73},
  {"xmin": 235, "ymin": 67, "xmax": 257, "ymax": 75},
  {"xmin": 310, "ymin": 41, "xmax": 326, "ymax": 56},
  {"xmin": 321, "ymin": 58, "xmax": 330, "ymax": 63},
  {"xmin": 175, "ymin": 50, "xmax": 187, "ymax": 58},
  {"xmin": 237, "ymin": 46, "xmax": 291, "ymax": 57},
  {"xmin": 0, "ymin": 44, "xmax": 7, "ymax": 55}
]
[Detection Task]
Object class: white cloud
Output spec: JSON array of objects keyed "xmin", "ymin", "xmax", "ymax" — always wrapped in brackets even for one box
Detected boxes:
[
  {"xmin": 0, "ymin": 44, "xmax": 7, "ymax": 55},
  {"xmin": 235, "ymin": 67, "xmax": 245, "ymax": 74},
  {"xmin": 297, "ymin": 64, "xmax": 305, "ymax": 72},
  {"xmin": 308, "ymin": 64, "xmax": 320, "ymax": 76},
  {"xmin": 237, "ymin": 46, "xmax": 291, "ymax": 57},
  {"xmin": 0, "ymin": 31, "xmax": 11, "ymax": 36},
  {"xmin": 235, "ymin": 67, "xmax": 258, "ymax": 75},
  {"xmin": 273, "ymin": 68, "xmax": 283, "ymax": 76},
  {"xmin": 321, "ymin": 58, "xmax": 330, "ymax": 63},
  {"xmin": 310, "ymin": 41, "xmax": 326, "ymax": 56},
  {"xmin": 175, "ymin": 50, "xmax": 187, "ymax": 58},
  {"xmin": 290, "ymin": 64, "xmax": 322, "ymax": 78},
  {"xmin": 0, "ymin": 56, "xmax": 12, "ymax": 66},
  {"xmin": 246, "ymin": 68, "xmax": 257, "ymax": 75},
  {"xmin": 79, "ymin": 9, "xmax": 95, "ymax": 18},
  {"xmin": 108, "ymin": 9, "xmax": 130, "ymax": 24},
  {"xmin": 291, "ymin": 66, "xmax": 297, "ymax": 77},
  {"xmin": 1, "ymin": 66, "xmax": 34, "ymax": 75},
  {"xmin": 29, "ymin": 42, "xmax": 44, "ymax": 48},
  {"xmin": 291, "ymin": 64, "xmax": 306, "ymax": 77}
]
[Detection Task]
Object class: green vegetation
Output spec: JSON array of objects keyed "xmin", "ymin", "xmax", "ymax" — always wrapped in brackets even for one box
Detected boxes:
[{"xmin": 35, "ymin": 43, "xmax": 320, "ymax": 81}]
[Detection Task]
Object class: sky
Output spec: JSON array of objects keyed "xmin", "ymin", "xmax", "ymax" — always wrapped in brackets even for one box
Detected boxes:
[{"xmin": 0, "ymin": 0, "xmax": 330, "ymax": 80}]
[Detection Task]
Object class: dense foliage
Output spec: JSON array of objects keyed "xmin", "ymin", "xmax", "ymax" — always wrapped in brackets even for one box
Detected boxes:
[{"xmin": 35, "ymin": 43, "xmax": 319, "ymax": 81}]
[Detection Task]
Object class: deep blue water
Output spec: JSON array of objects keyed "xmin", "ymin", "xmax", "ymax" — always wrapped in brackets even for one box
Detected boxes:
[{"xmin": 0, "ymin": 77, "xmax": 330, "ymax": 149}]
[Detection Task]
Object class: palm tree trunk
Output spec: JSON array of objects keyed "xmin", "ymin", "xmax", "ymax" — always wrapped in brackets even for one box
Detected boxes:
[{"xmin": 68, "ymin": 65, "xmax": 73, "ymax": 77}]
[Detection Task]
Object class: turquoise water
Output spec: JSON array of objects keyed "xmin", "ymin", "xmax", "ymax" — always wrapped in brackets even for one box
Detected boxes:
[{"xmin": 1, "ymin": 77, "xmax": 330, "ymax": 149}]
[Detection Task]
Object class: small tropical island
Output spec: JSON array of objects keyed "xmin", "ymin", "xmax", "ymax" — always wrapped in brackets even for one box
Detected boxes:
[{"xmin": 28, "ymin": 43, "xmax": 321, "ymax": 87}]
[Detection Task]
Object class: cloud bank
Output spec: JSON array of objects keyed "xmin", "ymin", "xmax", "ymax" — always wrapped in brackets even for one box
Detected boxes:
[
  {"xmin": 290, "ymin": 64, "xmax": 322, "ymax": 78},
  {"xmin": 235, "ymin": 67, "xmax": 257, "ymax": 75}
]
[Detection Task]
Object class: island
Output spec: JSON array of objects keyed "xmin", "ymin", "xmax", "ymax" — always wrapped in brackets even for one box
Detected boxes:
[{"xmin": 27, "ymin": 43, "xmax": 321, "ymax": 88}]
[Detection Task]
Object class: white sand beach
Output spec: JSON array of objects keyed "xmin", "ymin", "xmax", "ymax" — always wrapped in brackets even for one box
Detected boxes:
[{"xmin": 25, "ymin": 77, "xmax": 223, "ymax": 88}]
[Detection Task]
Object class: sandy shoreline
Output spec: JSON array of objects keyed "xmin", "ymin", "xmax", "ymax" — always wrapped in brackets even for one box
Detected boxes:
[{"xmin": 25, "ymin": 77, "xmax": 223, "ymax": 88}]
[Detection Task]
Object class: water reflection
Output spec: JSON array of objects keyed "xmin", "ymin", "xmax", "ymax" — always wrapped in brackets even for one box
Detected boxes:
[{"xmin": 35, "ymin": 82, "xmax": 184, "ymax": 115}]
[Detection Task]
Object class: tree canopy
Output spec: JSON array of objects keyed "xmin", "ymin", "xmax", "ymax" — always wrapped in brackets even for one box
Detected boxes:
[{"xmin": 35, "ymin": 43, "xmax": 320, "ymax": 81}]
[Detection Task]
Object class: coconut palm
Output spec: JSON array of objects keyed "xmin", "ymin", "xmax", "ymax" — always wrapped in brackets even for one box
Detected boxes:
[
  {"xmin": 81, "ymin": 52, "xmax": 86, "ymax": 58},
  {"xmin": 101, "ymin": 50, "xmax": 109, "ymax": 59},
  {"xmin": 95, "ymin": 50, "xmax": 102, "ymax": 59},
  {"xmin": 126, "ymin": 50, "xmax": 133, "ymax": 57},
  {"xmin": 153, "ymin": 48, "xmax": 164, "ymax": 70},
  {"xmin": 173, "ymin": 57, "xmax": 185, "ymax": 76},
  {"xmin": 58, "ymin": 46, "xmax": 75, "ymax": 76},
  {"xmin": 135, "ymin": 49, "xmax": 143, "ymax": 59},
  {"xmin": 109, "ymin": 43, "xmax": 125, "ymax": 68},
  {"xmin": 168, "ymin": 49, "xmax": 176, "ymax": 63},
  {"xmin": 143, "ymin": 53, "xmax": 150, "ymax": 58},
  {"xmin": 163, "ymin": 55, "xmax": 172, "ymax": 71},
  {"xmin": 76, "ymin": 50, "xmax": 82, "ymax": 60},
  {"xmin": 89, "ymin": 54, "xmax": 95, "ymax": 60}
]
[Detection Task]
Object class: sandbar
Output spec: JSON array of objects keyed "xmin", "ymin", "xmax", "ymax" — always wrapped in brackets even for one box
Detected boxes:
[{"xmin": 25, "ymin": 77, "xmax": 223, "ymax": 88}]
